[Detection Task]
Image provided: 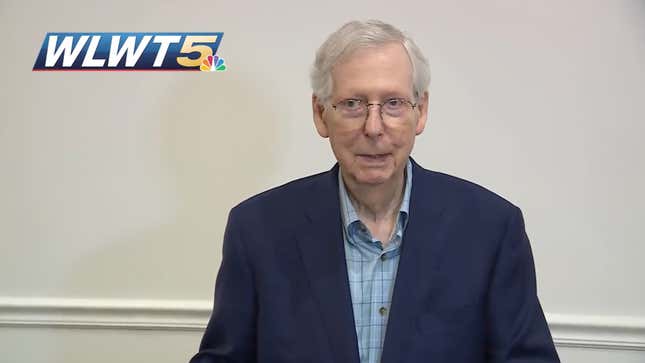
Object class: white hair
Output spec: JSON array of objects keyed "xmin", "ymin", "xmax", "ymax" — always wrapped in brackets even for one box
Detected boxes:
[{"xmin": 310, "ymin": 19, "xmax": 431, "ymax": 105}]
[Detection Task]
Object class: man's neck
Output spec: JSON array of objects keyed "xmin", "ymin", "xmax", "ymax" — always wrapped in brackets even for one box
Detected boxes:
[{"xmin": 342, "ymin": 169, "xmax": 405, "ymax": 224}]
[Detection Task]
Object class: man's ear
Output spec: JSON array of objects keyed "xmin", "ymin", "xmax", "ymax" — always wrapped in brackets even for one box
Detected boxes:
[
  {"xmin": 415, "ymin": 91, "xmax": 429, "ymax": 135},
  {"xmin": 312, "ymin": 95, "xmax": 329, "ymax": 138}
]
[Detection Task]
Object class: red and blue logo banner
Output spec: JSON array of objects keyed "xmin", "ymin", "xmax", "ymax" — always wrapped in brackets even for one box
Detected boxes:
[{"xmin": 33, "ymin": 32, "xmax": 225, "ymax": 71}]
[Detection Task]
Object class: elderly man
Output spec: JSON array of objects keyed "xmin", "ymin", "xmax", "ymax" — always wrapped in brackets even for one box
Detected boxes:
[{"xmin": 190, "ymin": 20, "xmax": 559, "ymax": 363}]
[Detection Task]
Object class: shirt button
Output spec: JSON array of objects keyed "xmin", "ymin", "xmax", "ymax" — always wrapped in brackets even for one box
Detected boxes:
[
  {"xmin": 379, "ymin": 307, "xmax": 388, "ymax": 316},
  {"xmin": 380, "ymin": 254, "xmax": 386, "ymax": 261}
]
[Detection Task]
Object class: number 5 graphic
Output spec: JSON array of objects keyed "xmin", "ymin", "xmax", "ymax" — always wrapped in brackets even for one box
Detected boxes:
[{"xmin": 176, "ymin": 35, "xmax": 219, "ymax": 67}]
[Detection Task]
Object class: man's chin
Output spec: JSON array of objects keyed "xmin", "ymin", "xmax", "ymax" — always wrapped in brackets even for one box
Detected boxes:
[{"xmin": 353, "ymin": 170, "xmax": 393, "ymax": 186}]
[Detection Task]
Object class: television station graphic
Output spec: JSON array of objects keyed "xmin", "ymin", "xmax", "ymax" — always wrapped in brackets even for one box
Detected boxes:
[{"xmin": 33, "ymin": 32, "xmax": 227, "ymax": 72}]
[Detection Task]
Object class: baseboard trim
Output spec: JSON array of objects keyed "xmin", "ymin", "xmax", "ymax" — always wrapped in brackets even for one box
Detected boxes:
[{"xmin": 1, "ymin": 297, "xmax": 644, "ymax": 351}]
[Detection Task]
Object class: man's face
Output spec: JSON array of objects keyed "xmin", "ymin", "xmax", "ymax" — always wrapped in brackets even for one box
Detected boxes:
[{"xmin": 313, "ymin": 42, "xmax": 428, "ymax": 187}]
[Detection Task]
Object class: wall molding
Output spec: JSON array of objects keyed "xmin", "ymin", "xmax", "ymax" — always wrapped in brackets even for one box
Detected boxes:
[
  {"xmin": 547, "ymin": 313, "xmax": 645, "ymax": 351},
  {"xmin": 0, "ymin": 297, "xmax": 210, "ymax": 331},
  {"xmin": 1, "ymin": 297, "xmax": 644, "ymax": 351}
]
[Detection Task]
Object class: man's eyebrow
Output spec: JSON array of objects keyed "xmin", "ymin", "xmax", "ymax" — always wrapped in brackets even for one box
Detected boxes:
[
  {"xmin": 335, "ymin": 91, "xmax": 412, "ymax": 101},
  {"xmin": 335, "ymin": 92, "xmax": 368, "ymax": 100}
]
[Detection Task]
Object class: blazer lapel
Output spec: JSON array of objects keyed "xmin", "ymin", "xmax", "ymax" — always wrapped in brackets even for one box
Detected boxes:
[
  {"xmin": 295, "ymin": 164, "xmax": 361, "ymax": 363},
  {"xmin": 381, "ymin": 160, "xmax": 449, "ymax": 363}
]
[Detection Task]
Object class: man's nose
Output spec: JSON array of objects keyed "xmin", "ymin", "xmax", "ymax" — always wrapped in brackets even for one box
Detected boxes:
[{"xmin": 363, "ymin": 105, "xmax": 384, "ymax": 137}]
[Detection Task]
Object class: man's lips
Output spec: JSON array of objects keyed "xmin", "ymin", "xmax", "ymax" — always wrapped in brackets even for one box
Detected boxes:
[
  {"xmin": 357, "ymin": 153, "xmax": 389, "ymax": 157},
  {"xmin": 357, "ymin": 153, "xmax": 390, "ymax": 160}
]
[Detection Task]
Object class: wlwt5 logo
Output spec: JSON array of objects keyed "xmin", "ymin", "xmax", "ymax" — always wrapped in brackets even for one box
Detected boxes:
[{"xmin": 33, "ymin": 32, "xmax": 226, "ymax": 71}]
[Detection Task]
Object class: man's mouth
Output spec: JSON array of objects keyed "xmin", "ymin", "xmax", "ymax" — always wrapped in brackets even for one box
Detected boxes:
[{"xmin": 357, "ymin": 153, "xmax": 390, "ymax": 161}]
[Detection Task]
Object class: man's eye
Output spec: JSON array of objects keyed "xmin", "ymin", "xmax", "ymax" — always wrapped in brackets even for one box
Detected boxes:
[
  {"xmin": 343, "ymin": 99, "xmax": 361, "ymax": 109},
  {"xmin": 386, "ymin": 99, "xmax": 404, "ymax": 108}
]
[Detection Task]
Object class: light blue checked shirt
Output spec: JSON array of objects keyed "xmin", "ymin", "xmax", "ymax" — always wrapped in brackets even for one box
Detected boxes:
[{"xmin": 338, "ymin": 159, "xmax": 412, "ymax": 363}]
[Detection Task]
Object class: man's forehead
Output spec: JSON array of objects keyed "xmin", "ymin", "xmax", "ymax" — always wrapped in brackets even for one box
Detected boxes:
[{"xmin": 330, "ymin": 43, "xmax": 414, "ymax": 97}]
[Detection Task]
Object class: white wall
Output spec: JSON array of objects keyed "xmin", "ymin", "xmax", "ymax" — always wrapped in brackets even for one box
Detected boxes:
[{"xmin": 1, "ymin": 0, "xmax": 644, "ymax": 361}]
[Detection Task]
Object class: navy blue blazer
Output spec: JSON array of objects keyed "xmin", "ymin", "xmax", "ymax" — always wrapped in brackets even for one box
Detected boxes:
[{"xmin": 190, "ymin": 159, "xmax": 560, "ymax": 363}]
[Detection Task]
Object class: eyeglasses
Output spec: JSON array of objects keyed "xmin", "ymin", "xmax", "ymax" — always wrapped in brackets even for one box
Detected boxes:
[{"xmin": 330, "ymin": 98, "xmax": 417, "ymax": 122}]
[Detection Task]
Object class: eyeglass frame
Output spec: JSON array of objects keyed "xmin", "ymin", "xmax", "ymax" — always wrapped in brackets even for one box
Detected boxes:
[{"xmin": 329, "ymin": 97, "xmax": 418, "ymax": 121}]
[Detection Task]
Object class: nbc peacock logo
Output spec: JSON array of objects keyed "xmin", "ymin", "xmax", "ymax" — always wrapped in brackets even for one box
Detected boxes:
[{"xmin": 201, "ymin": 55, "xmax": 226, "ymax": 72}]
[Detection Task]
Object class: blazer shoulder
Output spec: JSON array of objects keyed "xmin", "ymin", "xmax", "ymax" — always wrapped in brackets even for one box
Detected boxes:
[
  {"xmin": 230, "ymin": 167, "xmax": 334, "ymax": 218},
  {"xmin": 416, "ymin": 166, "xmax": 520, "ymax": 215}
]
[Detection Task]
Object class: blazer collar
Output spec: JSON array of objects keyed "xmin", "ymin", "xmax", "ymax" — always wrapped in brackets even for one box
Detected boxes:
[
  {"xmin": 295, "ymin": 163, "xmax": 361, "ymax": 363},
  {"xmin": 381, "ymin": 157, "xmax": 449, "ymax": 363}
]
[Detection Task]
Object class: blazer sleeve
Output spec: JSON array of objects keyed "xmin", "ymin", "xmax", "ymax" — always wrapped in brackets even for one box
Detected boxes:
[
  {"xmin": 485, "ymin": 206, "xmax": 560, "ymax": 363},
  {"xmin": 189, "ymin": 207, "xmax": 258, "ymax": 363}
]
